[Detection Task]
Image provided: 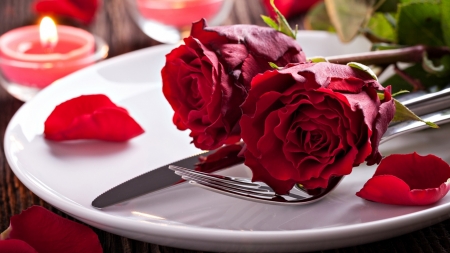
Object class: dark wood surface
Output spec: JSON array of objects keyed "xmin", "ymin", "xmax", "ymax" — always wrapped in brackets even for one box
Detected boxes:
[{"xmin": 1, "ymin": 1, "xmax": 450, "ymax": 252}]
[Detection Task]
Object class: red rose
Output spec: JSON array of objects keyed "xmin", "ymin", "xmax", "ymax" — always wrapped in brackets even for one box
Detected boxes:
[
  {"xmin": 356, "ymin": 153, "xmax": 450, "ymax": 205},
  {"xmin": 162, "ymin": 19, "xmax": 306, "ymax": 150},
  {"xmin": 240, "ymin": 62, "xmax": 395, "ymax": 194}
]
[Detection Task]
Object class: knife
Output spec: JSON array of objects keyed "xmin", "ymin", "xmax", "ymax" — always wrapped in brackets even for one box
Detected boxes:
[
  {"xmin": 92, "ymin": 89, "xmax": 450, "ymax": 209},
  {"xmin": 92, "ymin": 143, "xmax": 245, "ymax": 209},
  {"xmin": 92, "ymin": 151, "xmax": 212, "ymax": 209}
]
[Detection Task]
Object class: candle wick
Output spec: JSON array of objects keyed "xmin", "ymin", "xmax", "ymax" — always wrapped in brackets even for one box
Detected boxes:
[{"xmin": 41, "ymin": 41, "xmax": 57, "ymax": 53}]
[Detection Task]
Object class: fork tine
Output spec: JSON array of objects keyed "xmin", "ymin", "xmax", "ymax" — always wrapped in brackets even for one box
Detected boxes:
[
  {"xmin": 170, "ymin": 166, "xmax": 274, "ymax": 195},
  {"xmin": 174, "ymin": 169, "xmax": 272, "ymax": 192},
  {"xmin": 188, "ymin": 179, "xmax": 278, "ymax": 199},
  {"xmin": 168, "ymin": 165, "xmax": 262, "ymax": 189},
  {"xmin": 168, "ymin": 164, "xmax": 332, "ymax": 205},
  {"xmin": 178, "ymin": 171, "xmax": 275, "ymax": 195}
]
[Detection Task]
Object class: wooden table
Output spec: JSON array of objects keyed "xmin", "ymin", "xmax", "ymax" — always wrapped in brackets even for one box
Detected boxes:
[{"xmin": 1, "ymin": 1, "xmax": 450, "ymax": 252}]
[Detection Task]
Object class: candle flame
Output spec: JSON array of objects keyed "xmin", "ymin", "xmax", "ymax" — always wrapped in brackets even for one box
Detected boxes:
[{"xmin": 40, "ymin": 17, "xmax": 58, "ymax": 49}]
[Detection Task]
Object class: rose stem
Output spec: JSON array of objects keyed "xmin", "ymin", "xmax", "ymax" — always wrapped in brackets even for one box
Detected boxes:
[
  {"xmin": 393, "ymin": 63, "xmax": 424, "ymax": 91},
  {"xmin": 326, "ymin": 45, "xmax": 450, "ymax": 65}
]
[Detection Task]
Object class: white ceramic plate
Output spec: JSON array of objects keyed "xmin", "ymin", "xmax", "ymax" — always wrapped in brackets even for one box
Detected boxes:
[{"xmin": 5, "ymin": 31, "xmax": 450, "ymax": 252}]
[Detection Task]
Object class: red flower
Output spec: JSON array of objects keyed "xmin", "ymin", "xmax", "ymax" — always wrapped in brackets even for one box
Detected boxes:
[
  {"xmin": 239, "ymin": 62, "xmax": 395, "ymax": 194},
  {"xmin": 0, "ymin": 206, "xmax": 102, "ymax": 253},
  {"xmin": 356, "ymin": 153, "xmax": 450, "ymax": 205},
  {"xmin": 162, "ymin": 19, "xmax": 306, "ymax": 150},
  {"xmin": 33, "ymin": 0, "xmax": 100, "ymax": 24},
  {"xmin": 262, "ymin": 0, "xmax": 321, "ymax": 19},
  {"xmin": 44, "ymin": 94, "xmax": 144, "ymax": 141}
]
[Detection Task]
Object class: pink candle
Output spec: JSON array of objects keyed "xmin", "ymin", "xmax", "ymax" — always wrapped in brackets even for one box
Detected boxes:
[
  {"xmin": 0, "ymin": 18, "xmax": 96, "ymax": 89},
  {"xmin": 136, "ymin": 0, "xmax": 224, "ymax": 28}
]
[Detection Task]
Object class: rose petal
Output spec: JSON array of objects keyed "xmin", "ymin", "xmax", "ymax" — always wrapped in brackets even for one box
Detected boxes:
[
  {"xmin": 356, "ymin": 153, "xmax": 450, "ymax": 205},
  {"xmin": 34, "ymin": 0, "xmax": 99, "ymax": 24},
  {"xmin": 7, "ymin": 206, "xmax": 102, "ymax": 253},
  {"xmin": 191, "ymin": 19, "xmax": 306, "ymax": 67},
  {"xmin": 44, "ymin": 94, "xmax": 144, "ymax": 141},
  {"xmin": 0, "ymin": 239, "xmax": 38, "ymax": 253},
  {"xmin": 190, "ymin": 19, "xmax": 307, "ymax": 89},
  {"xmin": 366, "ymin": 86, "xmax": 395, "ymax": 165},
  {"xmin": 245, "ymin": 150, "xmax": 296, "ymax": 194}
]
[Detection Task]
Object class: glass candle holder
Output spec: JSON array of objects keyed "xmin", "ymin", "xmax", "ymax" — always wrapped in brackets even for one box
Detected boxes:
[
  {"xmin": 125, "ymin": 0, "xmax": 235, "ymax": 44},
  {"xmin": 0, "ymin": 25, "xmax": 109, "ymax": 102}
]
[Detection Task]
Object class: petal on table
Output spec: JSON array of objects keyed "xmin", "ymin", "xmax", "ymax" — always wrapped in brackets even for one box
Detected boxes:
[
  {"xmin": 0, "ymin": 239, "xmax": 38, "ymax": 253},
  {"xmin": 7, "ymin": 206, "xmax": 102, "ymax": 253}
]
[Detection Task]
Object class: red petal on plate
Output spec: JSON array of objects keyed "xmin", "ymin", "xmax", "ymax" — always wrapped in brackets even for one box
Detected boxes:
[
  {"xmin": 44, "ymin": 94, "xmax": 145, "ymax": 142},
  {"xmin": 8, "ymin": 206, "xmax": 102, "ymax": 253},
  {"xmin": 0, "ymin": 239, "xmax": 38, "ymax": 253},
  {"xmin": 34, "ymin": 0, "xmax": 100, "ymax": 24},
  {"xmin": 356, "ymin": 153, "xmax": 450, "ymax": 205}
]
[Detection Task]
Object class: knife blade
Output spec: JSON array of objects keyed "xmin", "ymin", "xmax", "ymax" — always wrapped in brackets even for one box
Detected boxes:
[
  {"xmin": 92, "ymin": 151, "xmax": 212, "ymax": 209},
  {"xmin": 92, "ymin": 88, "xmax": 450, "ymax": 209}
]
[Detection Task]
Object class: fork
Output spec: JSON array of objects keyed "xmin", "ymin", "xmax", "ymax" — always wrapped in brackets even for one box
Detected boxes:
[{"xmin": 169, "ymin": 108, "xmax": 450, "ymax": 205}]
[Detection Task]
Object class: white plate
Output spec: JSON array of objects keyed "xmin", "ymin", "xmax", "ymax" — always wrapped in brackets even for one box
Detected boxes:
[{"xmin": 5, "ymin": 31, "xmax": 450, "ymax": 252}]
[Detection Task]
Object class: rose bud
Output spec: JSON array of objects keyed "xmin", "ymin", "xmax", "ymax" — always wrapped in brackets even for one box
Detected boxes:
[
  {"xmin": 162, "ymin": 19, "xmax": 306, "ymax": 150},
  {"xmin": 356, "ymin": 153, "xmax": 450, "ymax": 205},
  {"xmin": 240, "ymin": 62, "xmax": 395, "ymax": 194}
]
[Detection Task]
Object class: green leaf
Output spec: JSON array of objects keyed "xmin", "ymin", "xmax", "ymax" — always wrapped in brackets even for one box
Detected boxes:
[
  {"xmin": 261, "ymin": 15, "xmax": 279, "ymax": 30},
  {"xmin": 265, "ymin": 0, "xmax": 297, "ymax": 39},
  {"xmin": 422, "ymin": 52, "xmax": 446, "ymax": 75},
  {"xmin": 392, "ymin": 98, "xmax": 439, "ymax": 128},
  {"xmin": 324, "ymin": 0, "xmax": 376, "ymax": 42},
  {"xmin": 366, "ymin": 12, "xmax": 396, "ymax": 42},
  {"xmin": 382, "ymin": 64, "xmax": 450, "ymax": 93},
  {"xmin": 308, "ymin": 57, "xmax": 329, "ymax": 63},
  {"xmin": 347, "ymin": 62, "xmax": 378, "ymax": 80},
  {"xmin": 422, "ymin": 54, "xmax": 450, "ymax": 77},
  {"xmin": 304, "ymin": 2, "xmax": 335, "ymax": 32},
  {"xmin": 269, "ymin": 62, "xmax": 281, "ymax": 69},
  {"xmin": 396, "ymin": 1, "xmax": 446, "ymax": 46},
  {"xmin": 442, "ymin": 0, "xmax": 450, "ymax": 47},
  {"xmin": 391, "ymin": 90, "xmax": 410, "ymax": 97}
]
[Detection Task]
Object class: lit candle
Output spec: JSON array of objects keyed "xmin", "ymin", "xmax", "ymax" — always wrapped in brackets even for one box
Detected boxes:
[
  {"xmin": 136, "ymin": 0, "xmax": 224, "ymax": 28},
  {"xmin": 0, "ymin": 17, "xmax": 108, "ymax": 101}
]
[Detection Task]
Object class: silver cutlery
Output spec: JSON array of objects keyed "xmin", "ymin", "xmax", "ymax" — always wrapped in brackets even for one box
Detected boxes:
[
  {"xmin": 168, "ymin": 108, "xmax": 450, "ymax": 205},
  {"xmin": 169, "ymin": 165, "xmax": 343, "ymax": 205},
  {"xmin": 92, "ymin": 89, "xmax": 450, "ymax": 209}
]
